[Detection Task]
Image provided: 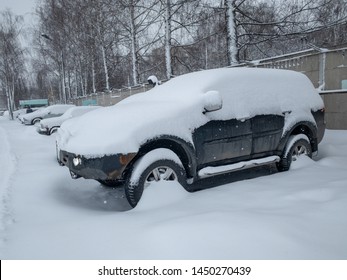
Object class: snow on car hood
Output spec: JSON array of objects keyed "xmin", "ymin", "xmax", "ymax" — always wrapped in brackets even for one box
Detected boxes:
[
  {"xmin": 57, "ymin": 68, "xmax": 324, "ymax": 157},
  {"xmin": 41, "ymin": 106, "xmax": 101, "ymax": 128},
  {"xmin": 57, "ymin": 97, "xmax": 208, "ymax": 157},
  {"xmin": 40, "ymin": 114, "xmax": 66, "ymax": 128}
]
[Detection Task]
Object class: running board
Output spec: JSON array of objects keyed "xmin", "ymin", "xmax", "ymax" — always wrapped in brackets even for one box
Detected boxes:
[{"xmin": 198, "ymin": 156, "xmax": 280, "ymax": 178}]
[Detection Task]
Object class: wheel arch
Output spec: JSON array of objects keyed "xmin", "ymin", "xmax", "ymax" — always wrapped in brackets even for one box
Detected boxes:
[
  {"xmin": 280, "ymin": 121, "xmax": 318, "ymax": 153},
  {"xmin": 124, "ymin": 136, "xmax": 197, "ymax": 181},
  {"xmin": 49, "ymin": 126, "xmax": 59, "ymax": 135},
  {"xmin": 32, "ymin": 117, "xmax": 42, "ymax": 125}
]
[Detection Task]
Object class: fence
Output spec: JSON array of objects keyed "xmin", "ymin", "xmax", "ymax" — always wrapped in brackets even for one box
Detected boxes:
[
  {"xmin": 72, "ymin": 84, "xmax": 153, "ymax": 107},
  {"xmin": 320, "ymin": 90, "xmax": 347, "ymax": 129}
]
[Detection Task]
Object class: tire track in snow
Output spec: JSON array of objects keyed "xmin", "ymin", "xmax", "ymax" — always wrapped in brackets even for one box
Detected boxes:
[{"xmin": 0, "ymin": 124, "xmax": 17, "ymax": 252}]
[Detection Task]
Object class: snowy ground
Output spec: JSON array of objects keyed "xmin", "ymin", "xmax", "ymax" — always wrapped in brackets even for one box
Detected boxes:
[{"xmin": 0, "ymin": 116, "xmax": 346, "ymax": 260}]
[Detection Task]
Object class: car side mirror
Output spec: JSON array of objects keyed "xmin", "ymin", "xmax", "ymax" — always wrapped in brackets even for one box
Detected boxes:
[{"xmin": 203, "ymin": 90, "xmax": 223, "ymax": 113}]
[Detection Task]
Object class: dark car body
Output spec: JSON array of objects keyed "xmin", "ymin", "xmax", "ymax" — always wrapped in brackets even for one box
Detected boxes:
[{"xmin": 59, "ymin": 112, "xmax": 324, "ymax": 187}]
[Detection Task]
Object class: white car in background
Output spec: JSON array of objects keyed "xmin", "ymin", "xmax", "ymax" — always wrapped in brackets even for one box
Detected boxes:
[
  {"xmin": 19, "ymin": 104, "xmax": 75, "ymax": 125},
  {"xmin": 3, "ymin": 108, "xmax": 30, "ymax": 119},
  {"xmin": 38, "ymin": 106, "xmax": 101, "ymax": 135}
]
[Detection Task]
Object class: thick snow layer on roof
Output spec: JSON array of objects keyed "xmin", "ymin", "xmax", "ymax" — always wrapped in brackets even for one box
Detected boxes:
[
  {"xmin": 57, "ymin": 68, "xmax": 324, "ymax": 156},
  {"xmin": 19, "ymin": 104, "xmax": 75, "ymax": 121}
]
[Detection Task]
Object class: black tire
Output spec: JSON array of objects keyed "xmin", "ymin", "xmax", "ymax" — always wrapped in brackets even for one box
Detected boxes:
[
  {"xmin": 49, "ymin": 127, "xmax": 59, "ymax": 135},
  {"xmin": 125, "ymin": 159, "xmax": 186, "ymax": 208},
  {"xmin": 32, "ymin": 118, "xmax": 41, "ymax": 125},
  {"xmin": 277, "ymin": 134, "xmax": 312, "ymax": 172}
]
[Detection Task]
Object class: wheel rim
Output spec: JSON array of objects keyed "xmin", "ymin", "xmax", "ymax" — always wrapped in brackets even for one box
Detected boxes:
[
  {"xmin": 292, "ymin": 144, "xmax": 308, "ymax": 161},
  {"xmin": 144, "ymin": 166, "xmax": 178, "ymax": 188}
]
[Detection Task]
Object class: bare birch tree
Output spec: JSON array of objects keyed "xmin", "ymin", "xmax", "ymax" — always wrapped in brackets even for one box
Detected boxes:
[
  {"xmin": 0, "ymin": 10, "xmax": 26, "ymax": 119},
  {"xmin": 30, "ymin": 0, "xmax": 347, "ymax": 97}
]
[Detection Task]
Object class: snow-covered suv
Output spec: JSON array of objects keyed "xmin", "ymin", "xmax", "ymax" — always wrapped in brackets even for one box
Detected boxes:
[{"xmin": 57, "ymin": 68, "xmax": 325, "ymax": 208}]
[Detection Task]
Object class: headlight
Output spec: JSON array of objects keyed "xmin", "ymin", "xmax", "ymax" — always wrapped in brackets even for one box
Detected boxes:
[{"xmin": 73, "ymin": 156, "xmax": 82, "ymax": 166}]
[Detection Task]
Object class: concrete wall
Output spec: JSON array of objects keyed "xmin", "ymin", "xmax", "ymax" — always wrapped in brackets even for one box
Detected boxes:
[
  {"xmin": 325, "ymin": 49, "xmax": 347, "ymax": 90},
  {"xmin": 256, "ymin": 47, "xmax": 347, "ymax": 91},
  {"xmin": 321, "ymin": 91, "xmax": 347, "ymax": 129}
]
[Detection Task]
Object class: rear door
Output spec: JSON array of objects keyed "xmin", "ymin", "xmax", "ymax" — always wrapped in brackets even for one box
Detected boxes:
[{"xmin": 251, "ymin": 114, "xmax": 284, "ymax": 155}]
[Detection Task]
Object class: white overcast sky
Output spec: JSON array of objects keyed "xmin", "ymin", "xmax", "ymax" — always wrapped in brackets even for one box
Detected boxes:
[{"xmin": 0, "ymin": 0, "xmax": 37, "ymax": 17}]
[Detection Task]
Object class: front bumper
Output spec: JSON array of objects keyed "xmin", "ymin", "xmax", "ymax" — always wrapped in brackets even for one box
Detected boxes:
[
  {"xmin": 37, "ymin": 126, "xmax": 50, "ymax": 135},
  {"xmin": 21, "ymin": 119, "xmax": 32, "ymax": 125},
  {"xmin": 59, "ymin": 150, "xmax": 136, "ymax": 181}
]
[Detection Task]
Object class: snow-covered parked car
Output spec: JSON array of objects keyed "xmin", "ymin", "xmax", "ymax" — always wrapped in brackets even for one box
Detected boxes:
[
  {"xmin": 57, "ymin": 68, "xmax": 325, "ymax": 208},
  {"xmin": 38, "ymin": 106, "xmax": 101, "ymax": 135},
  {"xmin": 12, "ymin": 109, "xmax": 28, "ymax": 119},
  {"xmin": 19, "ymin": 104, "xmax": 75, "ymax": 125},
  {"xmin": 3, "ymin": 108, "xmax": 29, "ymax": 119}
]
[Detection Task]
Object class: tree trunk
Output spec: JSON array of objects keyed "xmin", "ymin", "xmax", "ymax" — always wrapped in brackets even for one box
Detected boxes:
[
  {"xmin": 225, "ymin": 0, "xmax": 238, "ymax": 66},
  {"xmin": 92, "ymin": 60, "xmax": 96, "ymax": 94},
  {"xmin": 6, "ymin": 81, "xmax": 14, "ymax": 120},
  {"xmin": 101, "ymin": 44, "xmax": 110, "ymax": 91},
  {"xmin": 130, "ymin": 1, "xmax": 139, "ymax": 86},
  {"xmin": 61, "ymin": 51, "xmax": 67, "ymax": 103},
  {"xmin": 165, "ymin": 0, "xmax": 172, "ymax": 80}
]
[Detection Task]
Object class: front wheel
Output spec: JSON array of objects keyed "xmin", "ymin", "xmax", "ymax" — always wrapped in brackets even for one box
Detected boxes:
[
  {"xmin": 277, "ymin": 134, "xmax": 312, "ymax": 172},
  {"xmin": 125, "ymin": 149, "xmax": 187, "ymax": 208},
  {"xmin": 49, "ymin": 127, "xmax": 59, "ymax": 135}
]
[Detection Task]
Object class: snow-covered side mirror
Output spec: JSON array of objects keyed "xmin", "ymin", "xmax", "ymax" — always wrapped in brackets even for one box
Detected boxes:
[{"xmin": 203, "ymin": 90, "xmax": 223, "ymax": 113}]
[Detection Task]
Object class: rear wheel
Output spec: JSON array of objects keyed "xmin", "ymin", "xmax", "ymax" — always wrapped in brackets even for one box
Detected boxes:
[
  {"xmin": 277, "ymin": 134, "xmax": 312, "ymax": 171},
  {"xmin": 124, "ymin": 149, "xmax": 187, "ymax": 208}
]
